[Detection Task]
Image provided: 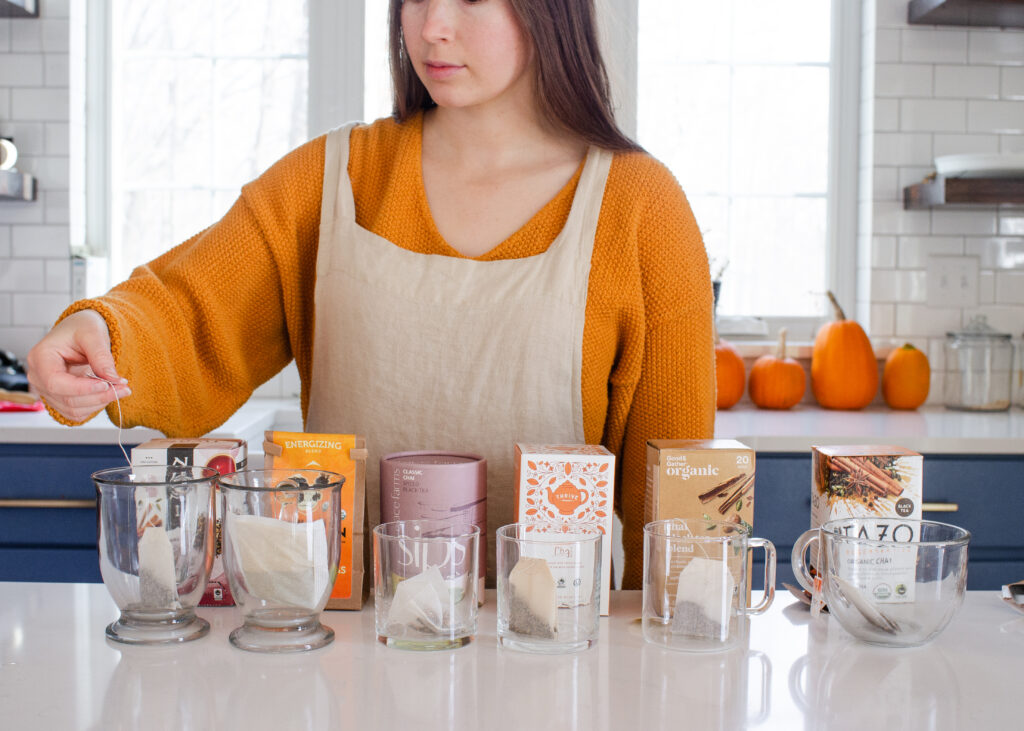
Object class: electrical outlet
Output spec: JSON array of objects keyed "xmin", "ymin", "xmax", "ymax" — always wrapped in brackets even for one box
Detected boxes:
[{"xmin": 927, "ymin": 256, "xmax": 979, "ymax": 308}]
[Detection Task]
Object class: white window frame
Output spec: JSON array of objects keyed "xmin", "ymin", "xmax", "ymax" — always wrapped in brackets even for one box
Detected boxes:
[
  {"xmin": 79, "ymin": 0, "xmax": 366, "ymax": 293},
  {"xmin": 603, "ymin": 0, "xmax": 861, "ymax": 341}
]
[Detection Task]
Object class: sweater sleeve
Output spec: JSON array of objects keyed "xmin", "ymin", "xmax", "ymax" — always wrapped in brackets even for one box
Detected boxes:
[
  {"xmin": 618, "ymin": 160, "xmax": 716, "ymax": 590},
  {"xmin": 48, "ymin": 136, "xmax": 327, "ymax": 437}
]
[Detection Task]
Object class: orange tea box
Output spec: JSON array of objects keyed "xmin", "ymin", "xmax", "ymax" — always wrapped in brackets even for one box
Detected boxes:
[
  {"xmin": 263, "ymin": 431, "xmax": 369, "ymax": 610},
  {"xmin": 513, "ymin": 443, "xmax": 615, "ymax": 615},
  {"xmin": 131, "ymin": 438, "xmax": 247, "ymax": 607}
]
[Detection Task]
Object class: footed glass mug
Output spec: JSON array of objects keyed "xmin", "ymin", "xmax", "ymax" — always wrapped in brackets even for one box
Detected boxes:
[
  {"xmin": 93, "ymin": 465, "xmax": 218, "ymax": 645},
  {"xmin": 218, "ymin": 469, "xmax": 344, "ymax": 653},
  {"xmin": 643, "ymin": 519, "xmax": 776, "ymax": 652}
]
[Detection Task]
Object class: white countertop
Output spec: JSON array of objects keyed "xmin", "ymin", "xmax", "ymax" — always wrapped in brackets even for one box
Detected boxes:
[
  {"xmin": 0, "ymin": 583, "xmax": 1019, "ymax": 730},
  {"xmin": 2, "ymin": 398, "xmax": 1022, "ymax": 455}
]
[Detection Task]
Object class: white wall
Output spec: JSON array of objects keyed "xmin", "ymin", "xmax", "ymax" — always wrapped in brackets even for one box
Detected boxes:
[
  {"xmin": 0, "ymin": 0, "xmax": 75, "ymax": 359},
  {"xmin": 860, "ymin": 0, "xmax": 1024, "ymax": 403}
]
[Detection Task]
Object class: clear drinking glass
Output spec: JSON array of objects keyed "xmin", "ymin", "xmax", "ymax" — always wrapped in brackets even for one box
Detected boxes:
[
  {"xmin": 218, "ymin": 469, "xmax": 344, "ymax": 653},
  {"xmin": 791, "ymin": 518, "xmax": 970, "ymax": 647},
  {"xmin": 643, "ymin": 519, "xmax": 776, "ymax": 653},
  {"xmin": 496, "ymin": 523, "xmax": 603, "ymax": 654},
  {"xmin": 93, "ymin": 465, "xmax": 218, "ymax": 645},
  {"xmin": 373, "ymin": 520, "xmax": 480, "ymax": 651}
]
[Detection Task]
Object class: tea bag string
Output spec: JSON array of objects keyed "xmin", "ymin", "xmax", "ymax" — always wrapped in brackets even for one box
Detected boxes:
[{"xmin": 86, "ymin": 372, "xmax": 130, "ymax": 467}]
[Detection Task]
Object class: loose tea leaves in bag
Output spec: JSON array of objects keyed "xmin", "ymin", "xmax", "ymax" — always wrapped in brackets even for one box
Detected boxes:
[
  {"xmin": 138, "ymin": 525, "xmax": 178, "ymax": 607},
  {"xmin": 228, "ymin": 514, "xmax": 329, "ymax": 609},
  {"xmin": 672, "ymin": 557, "xmax": 736, "ymax": 638}
]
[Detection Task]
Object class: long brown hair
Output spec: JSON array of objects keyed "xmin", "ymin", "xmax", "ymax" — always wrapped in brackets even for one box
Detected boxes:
[{"xmin": 388, "ymin": 0, "xmax": 640, "ymax": 151}]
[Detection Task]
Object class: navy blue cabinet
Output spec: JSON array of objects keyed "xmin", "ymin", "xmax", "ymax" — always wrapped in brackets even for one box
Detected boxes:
[
  {"xmin": 0, "ymin": 442, "xmax": 139, "ymax": 583},
  {"xmin": 751, "ymin": 452, "xmax": 1024, "ymax": 591}
]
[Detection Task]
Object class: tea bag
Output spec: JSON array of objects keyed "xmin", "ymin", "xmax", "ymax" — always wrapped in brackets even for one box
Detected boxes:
[
  {"xmin": 228, "ymin": 514, "xmax": 328, "ymax": 609},
  {"xmin": 138, "ymin": 525, "xmax": 178, "ymax": 607},
  {"xmin": 387, "ymin": 566, "xmax": 451, "ymax": 634},
  {"xmin": 508, "ymin": 557, "xmax": 557, "ymax": 638},
  {"xmin": 672, "ymin": 556, "xmax": 736, "ymax": 637}
]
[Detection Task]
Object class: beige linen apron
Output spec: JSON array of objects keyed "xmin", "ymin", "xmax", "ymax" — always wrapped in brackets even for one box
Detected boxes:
[{"xmin": 306, "ymin": 121, "xmax": 612, "ymax": 580}]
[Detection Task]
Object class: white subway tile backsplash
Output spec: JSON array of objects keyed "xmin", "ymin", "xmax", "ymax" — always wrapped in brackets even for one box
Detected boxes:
[
  {"xmin": 873, "ymin": 200, "xmax": 931, "ymax": 235},
  {"xmin": 1003, "ymin": 67, "xmax": 1024, "ymax": 100},
  {"xmin": 876, "ymin": 63, "xmax": 933, "ymax": 97},
  {"xmin": 252, "ymin": 373, "xmax": 283, "ymax": 399},
  {"xmin": 45, "ymin": 0, "xmax": 70, "ymax": 19},
  {"xmin": 24, "ymin": 156, "xmax": 69, "ymax": 190},
  {"xmin": 962, "ymin": 305, "xmax": 1024, "ymax": 335},
  {"xmin": 895, "ymin": 303, "xmax": 962, "ymax": 337},
  {"xmin": 899, "ymin": 236, "xmax": 964, "ymax": 267},
  {"xmin": 872, "ymin": 268, "xmax": 928, "ymax": 302},
  {"xmin": 44, "ymin": 122, "xmax": 68, "ymax": 155},
  {"xmin": 931, "ymin": 208, "xmax": 999, "ymax": 235},
  {"xmin": 874, "ymin": 29, "xmax": 901, "ymax": 64},
  {"xmin": 0, "ymin": 53, "xmax": 44, "ymax": 86},
  {"xmin": 1000, "ymin": 135, "xmax": 1024, "ymax": 153},
  {"xmin": 965, "ymin": 237, "xmax": 1024, "ymax": 268},
  {"xmin": 281, "ymin": 360, "xmax": 301, "ymax": 398},
  {"xmin": 934, "ymin": 64, "xmax": 999, "ymax": 99},
  {"xmin": 870, "ymin": 303, "xmax": 895, "ymax": 335},
  {"xmin": 0, "ymin": 89, "xmax": 10, "ymax": 119},
  {"xmin": 968, "ymin": 100, "xmax": 1024, "ymax": 134},
  {"xmin": 872, "ymin": 236, "xmax": 898, "ymax": 268},
  {"xmin": 12, "ymin": 292, "xmax": 70, "ymax": 326},
  {"xmin": 9, "ymin": 18, "xmax": 43, "ymax": 52},
  {"xmin": 44, "ymin": 53, "xmax": 69, "ymax": 88},
  {"xmin": 41, "ymin": 20, "xmax": 70, "ymax": 53},
  {"xmin": 875, "ymin": 98, "xmax": 900, "ymax": 131},
  {"xmin": 0, "ymin": 293, "xmax": 10, "ymax": 325},
  {"xmin": 43, "ymin": 190, "xmax": 70, "ymax": 224},
  {"xmin": 900, "ymin": 99, "xmax": 966, "ymax": 133},
  {"xmin": 979, "ymin": 270, "xmax": 996, "ymax": 304},
  {"xmin": 0, "ymin": 121, "xmax": 44, "ymax": 155},
  {"xmin": 12, "ymin": 225, "xmax": 69, "ymax": 258},
  {"xmin": 999, "ymin": 214, "xmax": 1024, "ymax": 237},
  {"xmin": 0, "ymin": 259, "xmax": 44, "ymax": 291},
  {"xmin": 874, "ymin": 0, "xmax": 906, "ymax": 29},
  {"xmin": 902, "ymin": 29, "xmax": 968, "ymax": 64},
  {"xmin": 874, "ymin": 132, "xmax": 933, "ymax": 166},
  {"xmin": 995, "ymin": 271, "xmax": 1024, "ymax": 304},
  {"xmin": 932, "ymin": 133, "xmax": 1000, "ymax": 157},
  {"xmin": 873, "ymin": 166, "xmax": 898, "ymax": 200},
  {"xmin": 927, "ymin": 337, "xmax": 945, "ymax": 371},
  {"xmin": 0, "ymin": 227, "xmax": 9, "ymax": 257},
  {"xmin": 45, "ymin": 259, "xmax": 70, "ymax": 292},
  {"xmin": 0, "ymin": 20, "xmax": 10, "ymax": 53},
  {"xmin": 10, "ymin": 88, "xmax": 69, "ymax": 121},
  {"xmin": 0, "ymin": 200, "xmax": 44, "ymax": 225},
  {"xmin": 926, "ymin": 371, "xmax": 943, "ymax": 405},
  {"xmin": 0, "ymin": 326, "xmax": 49, "ymax": 359},
  {"xmin": 968, "ymin": 29, "xmax": 1024, "ymax": 66}
]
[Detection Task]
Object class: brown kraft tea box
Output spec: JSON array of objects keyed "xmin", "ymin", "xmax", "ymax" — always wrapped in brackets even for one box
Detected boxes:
[{"xmin": 645, "ymin": 439, "xmax": 756, "ymax": 599}]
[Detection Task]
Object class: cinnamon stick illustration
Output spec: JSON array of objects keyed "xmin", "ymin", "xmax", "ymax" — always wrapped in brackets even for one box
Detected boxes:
[
  {"xmin": 698, "ymin": 473, "xmax": 747, "ymax": 504},
  {"xmin": 831, "ymin": 456, "xmax": 904, "ymax": 498},
  {"xmin": 717, "ymin": 474, "xmax": 754, "ymax": 515}
]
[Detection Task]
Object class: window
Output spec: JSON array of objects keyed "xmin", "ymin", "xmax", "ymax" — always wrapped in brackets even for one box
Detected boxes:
[{"xmin": 632, "ymin": 0, "xmax": 859, "ymax": 330}]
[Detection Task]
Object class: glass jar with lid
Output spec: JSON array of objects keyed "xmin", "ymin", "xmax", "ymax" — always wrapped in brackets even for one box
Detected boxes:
[{"xmin": 944, "ymin": 315, "xmax": 1013, "ymax": 411}]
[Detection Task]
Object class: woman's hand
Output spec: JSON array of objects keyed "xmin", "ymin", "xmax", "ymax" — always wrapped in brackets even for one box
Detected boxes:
[{"xmin": 26, "ymin": 309, "xmax": 131, "ymax": 422}]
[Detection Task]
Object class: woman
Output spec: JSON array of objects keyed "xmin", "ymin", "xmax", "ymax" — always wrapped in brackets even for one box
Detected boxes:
[{"xmin": 26, "ymin": 0, "xmax": 714, "ymax": 589}]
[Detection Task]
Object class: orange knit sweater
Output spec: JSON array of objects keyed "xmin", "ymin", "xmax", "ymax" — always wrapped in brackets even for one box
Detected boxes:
[{"xmin": 57, "ymin": 113, "xmax": 715, "ymax": 588}]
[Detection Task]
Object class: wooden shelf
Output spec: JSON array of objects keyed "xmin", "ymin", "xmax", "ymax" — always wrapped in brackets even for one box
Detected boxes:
[
  {"xmin": 904, "ymin": 176, "xmax": 1024, "ymax": 208},
  {"xmin": 908, "ymin": 0, "xmax": 1024, "ymax": 28}
]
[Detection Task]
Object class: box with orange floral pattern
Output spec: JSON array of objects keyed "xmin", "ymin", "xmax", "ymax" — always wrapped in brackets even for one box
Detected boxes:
[{"xmin": 513, "ymin": 443, "xmax": 615, "ymax": 615}]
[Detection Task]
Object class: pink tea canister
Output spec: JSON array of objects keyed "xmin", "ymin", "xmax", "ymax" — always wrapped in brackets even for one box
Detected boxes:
[{"xmin": 379, "ymin": 451, "xmax": 487, "ymax": 600}]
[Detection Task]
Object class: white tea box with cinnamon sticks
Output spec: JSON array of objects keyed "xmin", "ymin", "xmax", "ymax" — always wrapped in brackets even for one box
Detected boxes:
[
  {"xmin": 645, "ymin": 439, "xmax": 756, "ymax": 535},
  {"xmin": 811, "ymin": 445, "xmax": 922, "ymax": 528}
]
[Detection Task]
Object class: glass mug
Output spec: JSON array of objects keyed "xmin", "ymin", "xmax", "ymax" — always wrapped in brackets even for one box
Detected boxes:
[
  {"xmin": 643, "ymin": 519, "xmax": 776, "ymax": 652},
  {"xmin": 791, "ymin": 518, "xmax": 970, "ymax": 647},
  {"xmin": 93, "ymin": 465, "xmax": 218, "ymax": 645}
]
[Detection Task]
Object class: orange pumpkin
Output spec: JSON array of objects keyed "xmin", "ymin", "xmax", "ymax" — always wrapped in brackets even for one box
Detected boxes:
[
  {"xmin": 882, "ymin": 343, "xmax": 930, "ymax": 410},
  {"xmin": 749, "ymin": 328, "xmax": 806, "ymax": 410},
  {"xmin": 715, "ymin": 334, "xmax": 745, "ymax": 410},
  {"xmin": 811, "ymin": 291, "xmax": 878, "ymax": 410}
]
